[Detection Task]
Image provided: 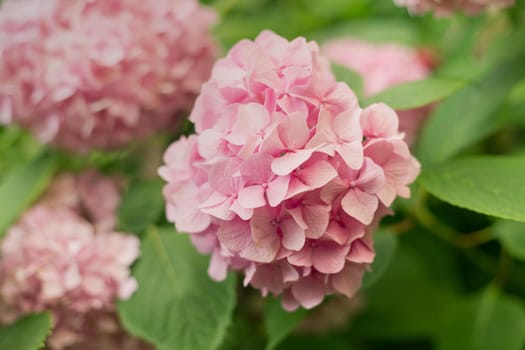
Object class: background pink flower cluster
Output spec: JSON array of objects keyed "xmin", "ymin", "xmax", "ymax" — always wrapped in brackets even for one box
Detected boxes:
[
  {"xmin": 0, "ymin": 0, "xmax": 217, "ymax": 152},
  {"xmin": 395, "ymin": 0, "xmax": 515, "ymax": 16},
  {"xmin": 322, "ymin": 37, "xmax": 435, "ymax": 146},
  {"xmin": 0, "ymin": 171, "xmax": 142, "ymax": 349},
  {"xmin": 160, "ymin": 31, "xmax": 420, "ymax": 310}
]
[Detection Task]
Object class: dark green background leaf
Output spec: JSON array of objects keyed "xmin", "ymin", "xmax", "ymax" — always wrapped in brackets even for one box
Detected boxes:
[
  {"xmin": 0, "ymin": 152, "xmax": 56, "ymax": 238},
  {"xmin": 494, "ymin": 220, "xmax": 525, "ymax": 261},
  {"xmin": 118, "ymin": 227, "xmax": 236, "ymax": 350},
  {"xmin": 363, "ymin": 77, "xmax": 464, "ymax": 109},
  {"xmin": 419, "ymin": 156, "xmax": 525, "ymax": 222},
  {"xmin": 264, "ymin": 297, "xmax": 307, "ymax": 350},
  {"xmin": 362, "ymin": 230, "xmax": 398, "ymax": 289},
  {"xmin": 117, "ymin": 178, "xmax": 165, "ymax": 235},
  {"xmin": 0, "ymin": 312, "xmax": 52, "ymax": 350},
  {"xmin": 417, "ymin": 53, "xmax": 525, "ymax": 165},
  {"xmin": 436, "ymin": 288, "xmax": 525, "ymax": 350}
]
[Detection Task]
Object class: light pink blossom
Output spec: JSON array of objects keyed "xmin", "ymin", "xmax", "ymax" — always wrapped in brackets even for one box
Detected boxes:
[
  {"xmin": 322, "ymin": 38, "xmax": 435, "ymax": 145},
  {"xmin": 160, "ymin": 31, "xmax": 420, "ymax": 310},
  {"xmin": 0, "ymin": 0, "xmax": 217, "ymax": 152},
  {"xmin": 394, "ymin": 0, "xmax": 515, "ymax": 16},
  {"xmin": 0, "ymin": 171, "xmax": 141, "ymax": 349}
]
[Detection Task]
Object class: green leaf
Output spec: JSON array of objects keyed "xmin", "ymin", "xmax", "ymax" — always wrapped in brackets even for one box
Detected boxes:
[
  {"xmin": 494, "ymin": 220, "xmax": 525, "ymax": 260},
  {"xmin": 331, "ymin": 63, "xmax": 364, "ymax": 99},
  {"xmin": 0, "ymin": 152, "xmax": 56, "ymax": 238},
  {"xmin": 436, "ymin": 287, "xmax": 525, "ymax": 350},
  {"xmin": 0, "ymin": 312, "xmax": 53, "ymax": 350},
  {"xmin": 419, "ymin": 156, "xmax": 525, "ymax": 222},
  {"xmin": 361, "ymin": 230, "xmax": 398, "ymax": 289},
  {"xmin": 362, "ymin": 77, "xmax": 464, "ymax": 110},
  {"xmin": 117, "ymin": 178, "xmax": 164, "ymax": 235},
  {"xmin": 351, "ymin": 234, "xmax": 461, "ymax": 339},
  {"xmin": 264, "ymin": 297, "xmax": 307, "ymax": 350},
  {"xmin": 417, "ymin": 53, "xmax": 525, "ymax": 165},
  {"xmin": 118, "ymin": 227, "xmax": 236, "ymax": 350}
]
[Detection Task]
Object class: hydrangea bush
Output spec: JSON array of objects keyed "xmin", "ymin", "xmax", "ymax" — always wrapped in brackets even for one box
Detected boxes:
[{"xmin": 1, "ymin": 0, "xmax": 525, "ymax": 350}]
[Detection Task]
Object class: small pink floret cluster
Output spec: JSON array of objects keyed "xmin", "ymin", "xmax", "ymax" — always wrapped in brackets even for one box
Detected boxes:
[
  {"xmin": 0, "ymin": 0, "xmax": 217, "ymax": 152},
  {"xmin": 395, "ymin": 0, "xmax": 515, "ymax": 16},
  {"xmin": 0, "ymin": 172, "xmax": 140, "ymax": 349},
  {"xmin": 322, "ymin": 37, "xmax": 434, "ymax": 145},
  {"xmin": 160, "ymin": 31, "xmax": 420, "ymax": 310}
]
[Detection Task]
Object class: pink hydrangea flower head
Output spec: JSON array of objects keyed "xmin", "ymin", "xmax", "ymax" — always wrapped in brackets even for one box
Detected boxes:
[
  {"xmin": 0, "ymin": 170, "xmax": 141, "ymax": 349},
  {"xmin": 322, "ymin": 37, "xmax": 435, "ymax": 145},
  {"xmin": 0, "ymin": 206, "xmax": 140, "ymax": 348},
  {"xmin": 394, "ymin": 0, "xmax": 515, "ymax": 16},
  {"xmin": 160, "ymin": 30, "xmax": 420, "ymax": 310},
  {"xmin": 40, "ymin": 170, "xmax": 123, "ymax": 231},
  {"xmin": 0, "ymin": 0, "xmax": 217, "ymax": 152}
]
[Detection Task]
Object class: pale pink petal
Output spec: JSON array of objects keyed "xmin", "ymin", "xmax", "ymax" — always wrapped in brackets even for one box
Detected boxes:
[
  {"xmin": 341, "ymin": 188, "xmax": 378, "ymax": 225},
  {"xmin": 287, "ymin": 246, "xmax": 313, "ymax": 267},
  {"xmin": 331, "ymin": 264, "xmax": 365, "ymax": 298},
  {"xmin": 238, "ymin": 185, "xmax": 266, "ymax": 209},
  {"xmin": 303, "ymin": 204, "xmax": 330, "ymax": 239},
  {"xmin": 208, "ymin": 250, "xmax": 228, "ymax": 281},
  {"xmin": 312, "ymin": 242, "xmax": 350, "ymax": 274},
  {"xmin": 347, "ymin": 239, "xmax": 375, "ymax": 263},
  {"xmin": 291, "ymin": 276, "xmax": 325, "ymax": 309},
  {"xmin": 241, "ymin": 238, "xmax": 280, "ymax": 263},
  {"xmin": 280, "ymin": 218, "xmax": 306, "ymax": 251},
  {"xmin": 272, "ymin": 149, "xmax": 315, "ymax": 176},
  {"xmin": 361, "ymin": 103, "xmax": 399, "ymax": 138},
  {"xmin": 282, "ymin": 289, "xmax": 300, "ymax": 311},
  {"xmin": 227, "ymin": 103, "xmax": 270, "ymax": 145},
  {"xmin": 277, "ymin": 111, "xmax": 311, "ymax": 149},
  {"xmin": 266, "ymin": 175, "xmax": 290, "ymax": 207},
  {"xmin": 300, "ymin": 160, "xmax": 338, "ymax": 188},
  {"xmin": 216, "ymin": 219, "xmax": 251, "ymax": 252},
  {"xmin": 336, "ymin": 141, "xmax": 364, "ymax": 170},
  {"xmin": 240, "ymin": 153, "xmax": 273, "ymax": 184}
]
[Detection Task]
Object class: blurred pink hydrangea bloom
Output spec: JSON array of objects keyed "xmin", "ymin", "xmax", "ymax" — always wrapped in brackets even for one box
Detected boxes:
[
  {"xmin": 0, "ymin": 171, "xmax": 142, "ymax": 349},
  {"xmin": 322, "ymin": 38, "xmax": 435, "ymax": 146},
  {"xmin": 159, "ymin": 31, "xmax": 420, "ymax": 310},
  {"xmin": 394, "ymin": 0, "xmax": 515, "ymax": 16},
  {"xmin": 0, "ymin": 0, "xmax": 217, "ymax": 152}
]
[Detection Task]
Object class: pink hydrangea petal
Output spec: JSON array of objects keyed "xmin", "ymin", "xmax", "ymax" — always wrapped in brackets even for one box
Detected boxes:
[
  {"xmin": 266, "ymin": 175, "xmax": 290, "ymax": 207},
  {"xmin": 216, "ymin": 219, "xmax": 252, "ymax": 252},
  {"xmin": 200, "ymin": 193, "xmax": 236, "ymax": 221},
  {"xmin": 333, "ymin": 108, "xmax": 362, "ymax": 142},
  {"xmin": 282, "ymin": 289, "xmax": 300, "ymax": 311},
  {"xmin": 208, "ymin": 250, "xmax": 229, "ymax": 281},
  {"xmin": 238, "ymin": 185, "xmax": 266, "ymax": 209},
  {"xmin": 331, "ymin": 263, "xmax": 365, "ymax": 298},
  {"xmin": 280, "ymin": 218, "xmax": 306, "ymax": 251},
  {"xmin": 303, "ymin": 204, "xmax": 330, "ymax": 239},
  {"xmin": 336, "ymin": 141, "xmax": 364, "ymax": 170},
  {"xmin": 347, "ymin": 239, "xmax": 375, "ymax": 263},
  {"xmin": 341, "ymin": 188, "xmax": 378, "ymax": 225},
  {"xmin": 227, "ymin": 103, "xmax": 270, "ymax": 145},
  {"xmin": 291, "ymin": 275, "xmax": 325, "ymax": 309},
  {"xmin": 287, "ymin": 245, "xmax": 313, "ymax": 267},
  {"xmin": 361, "ymin": 103, "xmax": 399, "ymax": 139},
  {"xmin": 241, "ymin": 237, "xmax": 280, "ymax": 264},
  {"xmin": 277, "ymin": 111, "xmax": 310, "ymax": 149},
  {"xmin": 240, "ymin": 153, "xmax": 274, "ymax": 185},
  {"xmin": 271, "ymin": 149, "xmax": 315, "ymax": 176},
  {"xmin": 312, "ymin": 242, "xmax": 350, "ymax": 274},
  {"xmin": 300, "ymin": 160, "xmax": 338, "ymax": 188}
]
